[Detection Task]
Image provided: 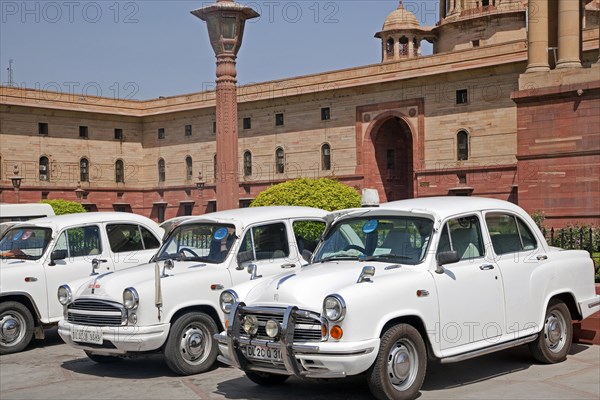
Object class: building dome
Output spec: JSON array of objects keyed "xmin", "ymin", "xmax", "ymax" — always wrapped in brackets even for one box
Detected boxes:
[{"xmin": 382, "ymin": 1, "xmax": 420, "ymax": 31}]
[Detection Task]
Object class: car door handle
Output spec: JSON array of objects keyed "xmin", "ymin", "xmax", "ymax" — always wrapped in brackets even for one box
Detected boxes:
[
  {"xmin": 479, "ymin": 264, "xmax": 494, "ymax": 271},
  {"xmin": 281, "ymin": 263, "xmax": 296, "ymax": 269},
  {"xmin": 536, "ymin": 255, "xmax": 548, "ymax": 261}
]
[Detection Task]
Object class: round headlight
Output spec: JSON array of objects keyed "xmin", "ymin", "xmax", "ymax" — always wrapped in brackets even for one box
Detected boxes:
[
  {"xmin": 123, "ymin": 287, "xmax": 139, "ymax": 310},
  {"xmin": 242, "ymin": 315, "xmax": 259, "ymax": 336},
  {"xmin": 57, "ymin": 285, "xmax": 72, "ymax": 306},
  {"xmin": 219, "ymin": 290, "xmax": 239, "ymax": 314},
  {"xmin": 265, "ymin": 319, "xmax": 280, "ymax": 338},
  {"xmin": 323, "ymin": 294, "xmax": 346, "ymax": 321}
]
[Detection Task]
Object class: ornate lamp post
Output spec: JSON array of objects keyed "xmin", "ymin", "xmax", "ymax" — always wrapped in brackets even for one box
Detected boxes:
[
  {"xmin": 10, "ymin": 165, "xmax": 22, "ymax": 203},
  {"xmin": 191, "ymin": 0, "xmax": 259, "ymax": 211}
]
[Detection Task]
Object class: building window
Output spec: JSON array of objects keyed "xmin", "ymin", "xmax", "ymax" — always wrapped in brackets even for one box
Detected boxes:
[
  {"xmin": 38, "ymin": 122, "xmax": 48, "ymax": 135},
  {"xmin": 457, "ymin": 131, "xmax": 469, "ymax": 161},
  {"xmin": 387, "ymin": 149, "xmax": 395, "ymax": 170},
  {"xmin": 79, "ymin": 126, "xmax": 88, "ymax": 138},
  {"xmin": 458, "ymin": 173, "xmax": 467, "ymax": 185},
  {"xmin": 321, "ymin": 144, "xmax": 331, "ymax": 171},
  {"xmin": 275, "ymin": 113, "xmax": 284, "ymax": 126},
  {"xmin": 212, "ymin": 121, "xmax": 217, "ymax": 134},
  {"xmin": 213, "ymin": 154, "xmax": 217, "ymax": 179},
  {"xmin": 185, "ymin": 156, "xmax": 193, "ymax": 180},
  {"xmin": 80, "ymin": 158, "xmax": 89, "ymax": 182},
  {"xmin": 472, "ymin": 39, "xmax": 480, "ymax": 47},
  {"xmin": 185, "ymin": 125, "xmax": 192, "ymax": 136},
  {"xmin": 399, "ymin": 36, "xmax": 409, "ymax": 56},
  {"xmin": 157, "ymin": 205, "xmax": 166, "ymax": 223},
  {"xmin": 183, "ymin": 203, "xmax": 193, "ymax": 216},
  {"xmin": 276, "ymin": 147, "xmax": 285, "ymax": 173},
  {"xmin": 386, "ymin": 38, "xmax": 394, "ymax": 56},
  {"xmin": 158, "ymin": 128, "xmax": 165, "ymax": 140},
  {"xmin": 321, "ymin": 107, "xmax": 330, "ymax": 121},
  {"xmin": 39, "ymin": 156, "xmax": 50, "ymax": 181},
  {"xmin": 456, "ymin": 89, "xmax": 468, "ymax": 105},
  {"xmin": 243, "ymin": 117, "xmax": 251, "ymax": 130},
  {"xmin": 114, "ymin": 128, "xmax": 123, "ymax": 140},
  {"xmin": 243, "ymin": 151, "xmax": 252, "ymax": 177},
  {"xmin": 158, "ymin": 158, "xmax": 166, "ymax": 182},
  {"xmin": 115, "ymin": 160, "xmax": 124, "ymax": 183}
]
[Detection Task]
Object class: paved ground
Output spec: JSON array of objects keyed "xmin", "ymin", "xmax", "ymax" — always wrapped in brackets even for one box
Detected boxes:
[{"xmin": 1, "ymin": 328, "xmax": 599, "ymax": 400}]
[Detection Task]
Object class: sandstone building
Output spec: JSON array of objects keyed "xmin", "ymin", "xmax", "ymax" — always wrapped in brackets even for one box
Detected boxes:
[{"xmin": 1, "ymin": 0, "xmax": 599, "ymax": 226}]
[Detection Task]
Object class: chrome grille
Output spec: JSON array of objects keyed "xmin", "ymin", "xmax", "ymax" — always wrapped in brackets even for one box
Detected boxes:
[
  {"xmin": 239, "ymin": 308, "xmax": 322, "ymax": 342},
  {"xmin": 67, "ymin": 299, "xmax": 126, "ymax": 327}
]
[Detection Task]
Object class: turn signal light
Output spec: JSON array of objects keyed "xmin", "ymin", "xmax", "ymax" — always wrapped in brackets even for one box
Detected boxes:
[
  {"xmin": 321, "ymin": 324, "xmax": 327, "ymax": 337},
  {"xmin": 330, "ymin": 325, "xmax": 343, "ymax": 340},
  {"xmin": 225, "ymin": 319, "xmax": 229, "ymax": 330}
]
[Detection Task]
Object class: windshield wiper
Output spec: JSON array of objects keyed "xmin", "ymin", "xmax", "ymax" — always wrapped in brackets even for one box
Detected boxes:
[
  {"xmin": 362, "ymin": 254, "xmax": 413, "ymax": 262},
  {"xmin": 318, "ymin": 255, "xmax": 360, "ymax": 263}
]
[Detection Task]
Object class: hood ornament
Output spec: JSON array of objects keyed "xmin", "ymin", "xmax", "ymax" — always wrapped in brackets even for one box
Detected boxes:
[{"xmin": 357, "ymin": 266, "xmax": 375, "ymax": 283}]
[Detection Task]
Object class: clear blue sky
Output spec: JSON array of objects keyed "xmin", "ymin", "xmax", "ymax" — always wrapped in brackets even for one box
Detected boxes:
[{"xmin": 1, "ymin": 0, "xmax": 440, "ymax": 100}]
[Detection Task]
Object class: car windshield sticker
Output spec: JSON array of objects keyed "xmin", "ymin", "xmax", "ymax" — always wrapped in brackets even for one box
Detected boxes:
[
  {"xmin": 213, "ymin": 227, "xmax": 228, "ymax": 241},
  {"xmin": 363, "ymin": 220, "xmax": 378, "ymax": 233}
]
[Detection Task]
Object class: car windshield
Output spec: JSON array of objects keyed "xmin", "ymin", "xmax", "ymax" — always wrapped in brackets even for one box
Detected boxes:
[
  {"xmin": 155, "ymin": 223, "xmax": 236, "ymax": 264},
  {"xmin": 0, "ymin": 227, "xmax": 53, "ymax": 261},
  {"xmin": 313, "ymin": 216, "xmax": 434, "ymax": 265}
]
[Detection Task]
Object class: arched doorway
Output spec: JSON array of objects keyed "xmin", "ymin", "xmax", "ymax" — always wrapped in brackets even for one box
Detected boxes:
[{"xmin": 369, "ymin": 116, "xmax": 414, "ymax": 202}]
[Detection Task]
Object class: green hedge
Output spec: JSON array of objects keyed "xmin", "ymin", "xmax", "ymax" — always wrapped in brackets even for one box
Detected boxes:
[{"xmin": 41, "ymin": 199, "xmax": 86, "ymax": 215}]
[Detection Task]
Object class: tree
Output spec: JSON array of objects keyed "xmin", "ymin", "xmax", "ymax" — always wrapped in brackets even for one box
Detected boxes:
[{"xmin": 41, "ymin": 199, "xmax": 86, "ymax": 215}]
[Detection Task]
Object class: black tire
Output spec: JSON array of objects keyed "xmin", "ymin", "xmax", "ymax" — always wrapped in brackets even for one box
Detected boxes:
[
  {"xmin": 163, "ymin": 312, "xmax": 219, "ymax": 375},
  {"xmin": 245, "ymin": 370, "xmax": 290, "ymax": 386},
  {"xmin": 367, "ymin": 324, "xmax": 427, "ymax": 400},
  {"xmin": 0, "ymin": 301, "xmax": 35, "ymax": 355},
  {"xmin": 85, "ymin": 351, "xmax": 123, "ymax": 364},
  {"xmin": 529, "ymin": 300, "xmax": 572, "ymax": 364}
]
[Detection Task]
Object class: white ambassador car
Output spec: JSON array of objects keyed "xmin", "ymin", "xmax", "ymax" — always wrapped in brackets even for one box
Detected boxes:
[
  {"xmin": 0, "ymin": 212, "xmax": 163, "ymax": 354},
  {"xmin": 57, "ymin": 207, "xmax": 327, "ymax": 375},
  {"xmin": 216, "ymin": 197, "xmax": 600, "ymax": 400}
]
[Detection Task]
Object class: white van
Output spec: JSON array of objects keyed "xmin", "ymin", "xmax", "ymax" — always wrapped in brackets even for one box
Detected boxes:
[
  {"xmin": 0, "ymin": 203, "xmax": 55, "ymax": 223},
  {"xmin": 0, "ymin": 203, "xmax": 56, "ymax": 237}
]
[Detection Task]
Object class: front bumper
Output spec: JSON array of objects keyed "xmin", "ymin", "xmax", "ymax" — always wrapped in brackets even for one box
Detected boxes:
[
  {"xmin": 215, "ymin": 303, "xmax": 379, "ymax": 378},
  {"xmin": 58, "ymin": 320, "xmax": 170, "ymax": 355}
]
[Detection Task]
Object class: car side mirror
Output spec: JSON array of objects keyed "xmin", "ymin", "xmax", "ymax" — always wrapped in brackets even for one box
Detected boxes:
[
  {"xmin": 49, "ymin": 249, "xmax": 68, "ymax": 266},
  {"xmin": 435, "ymin": 250, "xmax": 460, "ymax": 274},
  {"xmin": 236, "ymin": 251, "xmax": 253, "ymax": 270},
  {"xmin": 301, "ymin": 249, "xmax": 313, "ymax": 263},
  {"xmin": 247, "ymin": 263, "xmax": 262, "ymax": 280}
]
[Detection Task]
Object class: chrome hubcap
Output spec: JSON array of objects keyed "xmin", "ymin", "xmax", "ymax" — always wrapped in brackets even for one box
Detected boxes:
[
  {"xmin": 544, "ymin": 312, "xmax": 567, "ymax": 353},
  {"xmin": 0, "ymin": 313, "xmax": 24, "ymax": 345},
  {"xmin": 387, "ymin": 339, "xmax": 418, "ymax": 391},
  {"xmin": 179, "ymin": 325, "xmax": 209, "ymax": 364}
]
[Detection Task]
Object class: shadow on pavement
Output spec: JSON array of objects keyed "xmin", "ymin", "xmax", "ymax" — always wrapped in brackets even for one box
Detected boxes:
[
  {"xmin": 61, "ymin": 353, "xmax": 178, "ymax": 379},
  {"xmin": 23, "ymin": 326, "xmax": 64, "ymax": 353}
]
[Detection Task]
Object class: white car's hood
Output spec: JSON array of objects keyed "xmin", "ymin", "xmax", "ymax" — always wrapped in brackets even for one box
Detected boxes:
[{"xmin": 243, "ymin": 260, "xmax": 402, "ymax": 312}]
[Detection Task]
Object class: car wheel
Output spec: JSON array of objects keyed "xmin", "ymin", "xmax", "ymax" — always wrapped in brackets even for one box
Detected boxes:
[
  {"xmin": 164, "ymin": 312, "xmax": 219, "ymax": 375},
  {"xmin": 0, "ymin": 301, "xmax": 35, "ymax": 355},
  {"xmin": 245, "ymin": 370, "xmax": 290, "ymax": 386},
  {"xmin": 85, "ymin": 351, "xmax": 123, "ymax": 363},
  {"xmin": 529, "ymin": 299, "xmax": 572, "ymax": 364},
  {"xmin": 367, "ymin": 324, "xmax": 427, "ymax": 400}
]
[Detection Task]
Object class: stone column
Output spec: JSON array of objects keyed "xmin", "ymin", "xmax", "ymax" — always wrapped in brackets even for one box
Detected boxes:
[
  {"xmin": 440, "ymin": 0, "xmax": 446, "ymax": 19},
  {"xmin": 215, "ymin": 53, "xmax": 240, "ymax": 210},
  {"xmin": 556, "ymin": 0, "xmax": 582, "ymax": 68},
  {"xmin": 526, "ymin": 0, "xmax": 550, "ymax": 72}
]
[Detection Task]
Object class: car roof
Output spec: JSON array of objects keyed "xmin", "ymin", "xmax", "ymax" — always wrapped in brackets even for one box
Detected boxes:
[
  {"xmin": 379, "ymin": 196, "xmax": 527, "ymax": 221},
  {"xmin": 8, "ymin": 212, "xmax": 163, "ymax": 235},
  {"xmin": 177, "ymin": 206, "xmax": 327, "ymax": 228}
]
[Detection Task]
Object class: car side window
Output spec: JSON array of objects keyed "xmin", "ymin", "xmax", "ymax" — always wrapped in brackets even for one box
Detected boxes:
[
  {"xmin": 56, "ymin": 226, "xmax": 102, "ymax": 258},
  {"xmin": 292, "ymin": 220, "xmax": 326, "ymax": 253},
  {"xmin": 437, "ymin": 215, "xmax": 484, "ymax": 261},
  {"xmin": 106, "ymin": 224, "xmax": 144, "ymax": 253},
  {"xmin": 486, "ymin": 213, "xmax": 538, "ymax": 255},
  {"xmin": 239, "ymin": 223, "xmax": 290, "ymax": 261},
  {"xmin": 140, "ymin": 226, "xmax": 160, "ymax": 250}
]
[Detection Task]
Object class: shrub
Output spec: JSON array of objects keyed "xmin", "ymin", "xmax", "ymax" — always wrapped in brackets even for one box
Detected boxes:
[
  {"xmin": 251, "ymin": 178, "xmax": 361, "ymax": 241},
  {"xmin": 41, "ymin": 199, "xmax": 86, "ymax": 215}
]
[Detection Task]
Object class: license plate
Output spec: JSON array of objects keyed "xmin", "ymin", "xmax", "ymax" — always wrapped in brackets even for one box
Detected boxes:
[
  {"xmin": 244, "ymin": 345, "xmax": 283, "ymax": 362},
  {"xmin": 72, "ymin": 325, "xmax": 103, "ymax": 345}
]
